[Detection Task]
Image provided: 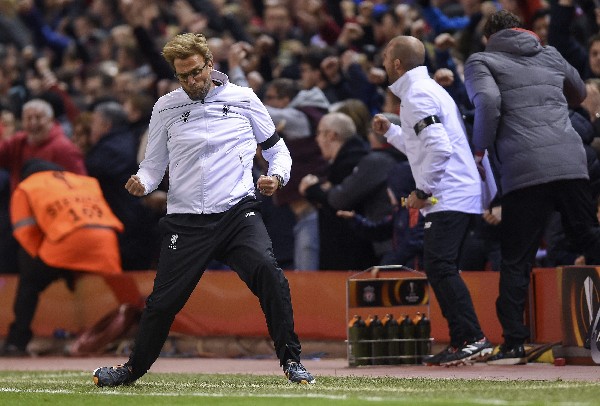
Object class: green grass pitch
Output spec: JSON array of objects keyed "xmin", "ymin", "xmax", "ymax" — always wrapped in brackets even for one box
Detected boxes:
[{"xmin": 1, "ymin": 371, "xmax": 599, "ymax": 405}]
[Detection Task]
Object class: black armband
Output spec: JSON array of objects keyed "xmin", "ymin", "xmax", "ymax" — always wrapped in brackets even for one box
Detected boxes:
[
  {"xmin": 414, "ymin": 115, "xmax": 441, "ymax": 135},
  {"xmin": 259, "ymin": 132, "xmax": 280, "ymax": 150}
]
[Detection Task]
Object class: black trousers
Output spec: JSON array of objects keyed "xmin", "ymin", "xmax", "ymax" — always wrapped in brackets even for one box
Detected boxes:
[
  {"xmin": 423, "ymin": 211, "xmax": 484, "ymax": 348},
  {"xmin": 499, "ymin": 179, "xmax": 600, "ymax": 347},
  {"xmin": 127, "ymin": 198, "xmax": 301, "ymax": 379},
  {"xmin": 6, "ymin": 249, "xmax": 72, "ymax": 350}
]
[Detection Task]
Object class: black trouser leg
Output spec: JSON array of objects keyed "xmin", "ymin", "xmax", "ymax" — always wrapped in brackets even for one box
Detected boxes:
[
  {"xmin": 6, "ymin": 249, "xmax": 62, "ymax": 349},
  {"xmin": 223, "ymin": 208, "xmax": 301, "ymax": 366},
  {"xmin": 499, "ymin": 186, "xmax": 550, "ymax": 346},
  {"xmin": 423, "ymin": 211, "xmax": 483, "ymax": 347},
  {"xmin": 499, "ymin": 179, "xmax": 600, "ymax": 346},
  {"xmin": 127, "ymin": 199, "xmax": 302, "ymax": 379},
  {"xmin": 127, "ymin": 216, "xmax": 213, "ymax": 379}
]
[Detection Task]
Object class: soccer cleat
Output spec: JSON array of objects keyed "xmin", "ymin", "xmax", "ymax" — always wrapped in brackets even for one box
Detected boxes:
[
  {"xmin": 439, "ymin": 337, "xmax": 494, "ymax": 367},
  {"xmin": 93, "ymin": 364, "xmax": 134, "ymax": 387},
  {"xmin": 422, "ymin": 345, "xmax": 458, "ymax": 366},
  {"xmin": 0, "ymin": 344, "xmax": 28, "ymax": 357},
  {"xmin": 486, "ymin": 344, "xmax": 527, "ymax": 365},
  {"xmin": 283, "ymin": 359, "xmax": 315, "ymax": 384}
]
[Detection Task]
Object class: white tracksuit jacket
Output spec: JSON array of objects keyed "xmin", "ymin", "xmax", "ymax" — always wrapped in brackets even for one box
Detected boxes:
[
  {"xmin": 384, "ymin": 66, "xmax": 482, "ymax": 216},
  {"xmin": 137, "ymin": 70, "xmax": 291, "ymax": 214}
]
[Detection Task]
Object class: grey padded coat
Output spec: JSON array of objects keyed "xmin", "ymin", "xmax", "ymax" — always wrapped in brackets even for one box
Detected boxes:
[{"xmin": 464, "ymin": 28, "xmax": 588, "ymax": 195}]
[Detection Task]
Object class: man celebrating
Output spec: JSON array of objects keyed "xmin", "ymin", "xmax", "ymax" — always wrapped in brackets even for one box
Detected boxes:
[
  {"xmin": 92, "ymin": 33, "xmax": 314, "ymax": 386},
  {"xmin": 372, "ymin": 35, "xmax": 492, "ymax": 366},
  {"xmin": 464, "ymin": 10, "xmax": 600, "ymax": 364}
]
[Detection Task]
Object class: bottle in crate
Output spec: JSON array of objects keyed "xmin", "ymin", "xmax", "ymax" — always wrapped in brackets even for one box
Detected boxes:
[
  {"xmin": 383, "ymin": 313, "xmax": 400, "ymax": 365},
  {"xmin": 414, "ymin": 312, "xmax": 431, "ymax": 363},
  {"xmin": 363, "ymin": 315, "xmax": 376, "ymax": 365},
  {"xmin": 348, "ymin": 315, "xmax": 370, "ymax": 366},
  {"xmin": 399, "ymin": 314, "xmax": 416, "ymax": 364},
  {"xmin": 368, "ymin": 315, "xmax": 386, "ymax": 365}
]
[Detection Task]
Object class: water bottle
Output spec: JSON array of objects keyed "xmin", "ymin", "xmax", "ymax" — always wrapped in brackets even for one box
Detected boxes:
[
  {"xmin": 369, "ymin": 315, "xmax": 386, "ymax": 365},
  {"xmin": 364, "ymin": 315, "xmax": 377, "ymax": 365},
  {"xmin": 414, "ymin": 312, "xmax": 432, "ymax": 363},
  {"xmin": 383, "ymin": 313, "xmax": 400, "ymax": 365},
  {"xmin": 348, "ymin": 315, "xmax": 369, "ymax": 366},
  {"xmin": 399, "ymin": 314, "xmax": 416, "ymax": 364}
]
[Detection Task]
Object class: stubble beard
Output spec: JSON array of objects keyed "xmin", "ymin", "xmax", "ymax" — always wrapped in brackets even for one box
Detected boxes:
[{"xmin": 184, "ymin": 79, "xmax": 212, "ymax": 101}]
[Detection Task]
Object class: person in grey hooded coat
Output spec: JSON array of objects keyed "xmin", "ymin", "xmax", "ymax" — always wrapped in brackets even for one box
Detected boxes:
[{"xmin": 464, "ymin": 9, "xmax": 600, "ymax": 365}]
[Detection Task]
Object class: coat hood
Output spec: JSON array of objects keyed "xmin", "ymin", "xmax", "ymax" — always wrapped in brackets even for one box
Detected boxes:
[{"xmin": 486, "ymin": 28, "xmax": 543, "ymax": 57}]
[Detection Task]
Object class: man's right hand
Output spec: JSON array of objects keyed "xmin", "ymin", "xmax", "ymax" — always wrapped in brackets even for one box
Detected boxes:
[
  {"xmin": 372, "ymin": 114, "xmax": 391, "ymax": 136},
  {"xmin": 125, "ymin": 175, "xmax": 146, "ymax": 196}
]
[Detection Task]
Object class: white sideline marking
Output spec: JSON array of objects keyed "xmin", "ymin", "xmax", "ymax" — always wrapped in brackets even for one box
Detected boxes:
[
  {"xmin": 0, "ymin": 388, "xmax": 589, "ymax": 406},
  {"xmin": 0, "ymin": 388, "xmax": 593, "ymax": 405},
  {"xmin": 0, "ymin": 387, "xmax": 347, "ymax": 400}
]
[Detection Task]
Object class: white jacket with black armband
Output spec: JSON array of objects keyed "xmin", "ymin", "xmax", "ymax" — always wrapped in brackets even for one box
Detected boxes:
[
  {"xmin": 136, "ymin": 70, "xmax": 291, "ymax": 214},
  {"xmin": 384, "ymin": 66, "xmax": 482, "ymax": 216}
]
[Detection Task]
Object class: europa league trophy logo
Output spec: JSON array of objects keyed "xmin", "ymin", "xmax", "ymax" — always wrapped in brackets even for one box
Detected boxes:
[{"xmin": 399, "ymin": 280, "xmax": 426, "ymax": 305}]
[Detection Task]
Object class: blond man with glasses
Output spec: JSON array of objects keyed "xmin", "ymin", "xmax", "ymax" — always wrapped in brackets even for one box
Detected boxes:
[{"xmin": 92, "ymin": 33, "xmax": 315, "ymax": 387}]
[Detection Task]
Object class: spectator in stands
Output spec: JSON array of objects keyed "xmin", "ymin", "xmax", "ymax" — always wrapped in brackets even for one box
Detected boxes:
[
  {"xmin": 0, "ymin": 159, "xmax": 133, "ymax": 356},
  {"xmin": 418, "ymin": 0, "xmax": 494, "ymax": 62},
  {"xmin": 0, "ymin": 0, "xmax": 32, "ymax": 52},
  {"xmin": 263, "ymin": 78, "xmax": 329, "ymax": 270},
  {"xmin": 123, "ymin": 92, "xmax": 154, "ymax": 147},
  {"xmin": 326, "ymin": 48, "xmax": 385, "ymax": 113},
  {"xmin": 0, "ymin": 107, "xmax": 17, "ymax": 273},
  {"xmin": 117, "ymin": 0, "xmax": 175, "ymax": 83},
  {"xmin": 298, "ymin": 47, "xmax": 340, "ymax": 103},
  {"xmin": 0, "ymin": 98, "xmax": 86, "ymax": 191},
  {"xmin": 530, "ymin": 8, "xmax": 550, "ymax": 46},
  {"xmin": 299, "ymin": 112, "xmax": 376, "ymax": 270},
  {"xmin": 374, "ymin": 35, "xmax": 493, "ymax": 366},
  {"xmin": 327, "ymin": 112, "xmax": 407, "ymax": 264},
  {"xmin": 330, "ymin": 98, "xmax": 373, "ymax": 144},
  {"xmin": 338, "ymin": 158, "xmax": 426, "ymax": 269},
  {"xmin": 72, "ymin": 111, "xmax": 93, "ymax": 155},
  {"xmin": 293, "ymin": 1, "xmax": 342, "ymax": 47},
  {"xmin": 81, "ymin": 68, "xmax": 118, "ymax": 110},
  {"xmin": 549, "ymin": 0, "xmax": 600, "ymax": 81},
  {"xmin": 0, "ymin": 108, "xmax": 16, "ymax": 139},
  {"xmin": 262, "ymin": 2, "xmax": 305, "ymax": 45},
  {"xmin": 497, "ymin": 0, "xmax": 545, "ymax": 30},
  {"xmin": 0, "ymin": 56, "xmax": 27, "ymax": 119},
  {"xmin": 464, "ymin": 9, "xmax": 600, "ymax": 365},
  {"xmin": 581, "ymin": 78, "xmax": 600, "ymax": 141},
  {"xmin": 85, "ymin": 101, "xmax": 159, "ymax": 270}
]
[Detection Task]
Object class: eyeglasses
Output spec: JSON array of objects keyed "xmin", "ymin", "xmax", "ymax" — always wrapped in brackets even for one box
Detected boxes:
[{"xmin": 174, "ymin": 62, "xmax": 209, "ymax": 82}]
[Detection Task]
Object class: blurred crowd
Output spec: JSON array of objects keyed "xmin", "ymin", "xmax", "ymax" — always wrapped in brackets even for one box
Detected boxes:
[{"xmin": 1, "ymin": 0, "xmax": 600, "ymax": 272}]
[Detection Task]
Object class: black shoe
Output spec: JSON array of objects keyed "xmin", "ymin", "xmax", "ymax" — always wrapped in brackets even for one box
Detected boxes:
[
  {"xmin": 283, "ymin": 359, "xmax": 315, "ymax": 384},
  {"xmin": 0, "ymin": 344, "xmax": 28, "ymax": 357},
  {"xmin": 422, "ymin": 345, "xmax": 458, "ymax": 366},
  {"xmin": 486, "ymin": 344, "xmax": 527, "ymax": 365},
  {"xmin": 439, "ymin": 338, "xmax": 494, "ymax": 366},
  {"xmin": 93, "ymin": 364, "xmax": 134, "ymax": 387}
]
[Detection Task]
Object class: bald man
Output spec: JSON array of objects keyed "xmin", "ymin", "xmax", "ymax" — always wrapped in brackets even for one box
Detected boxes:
[{"xmin": 372, "ymin": 35, "xmax": 493, "ymax": 366}]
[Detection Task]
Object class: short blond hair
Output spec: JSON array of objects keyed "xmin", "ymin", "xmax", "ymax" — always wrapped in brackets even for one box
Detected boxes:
[{"xmin": 162, "ymin": 33, "xmax": 213, "ymax": 70}]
